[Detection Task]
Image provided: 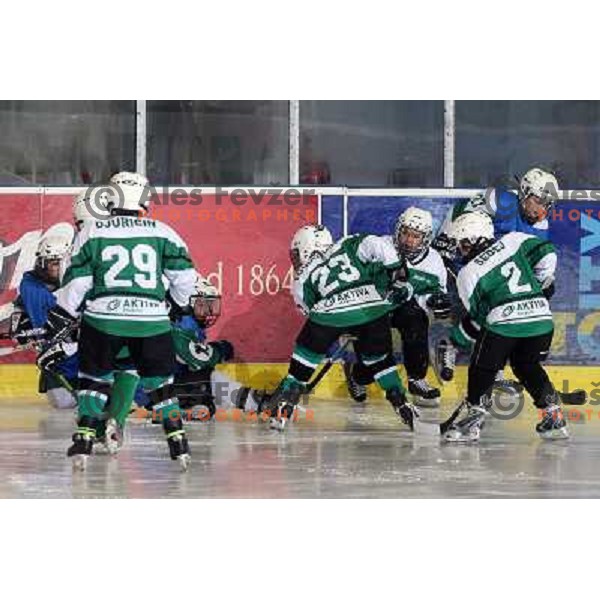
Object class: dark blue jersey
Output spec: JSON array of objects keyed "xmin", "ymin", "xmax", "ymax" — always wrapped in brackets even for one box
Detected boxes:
[
  {"xmin": 17, "ymin": 271, "xmax": 78, "ymax": 380},
  {"xmin": 493, "ymin": 188, "xmax": 550, "ymax": 240}
]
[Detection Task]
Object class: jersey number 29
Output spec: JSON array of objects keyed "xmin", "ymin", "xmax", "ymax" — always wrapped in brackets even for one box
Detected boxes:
[{"xmin": 102, "ymin": 244, "xmax": 157, "ymax": 289}]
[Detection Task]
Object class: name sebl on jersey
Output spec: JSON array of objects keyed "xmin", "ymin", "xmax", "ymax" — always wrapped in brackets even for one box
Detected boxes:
[
  {"xmin": 56, "ymin": 216, "xmax": 196, "ymax": 337},
  {"xmin": 457, "ymin": 232, "xmax": 556, "ymax": 338},
  {"xmin": 293, "ymin": 234, "xmax": 401, "ymax": 327}
]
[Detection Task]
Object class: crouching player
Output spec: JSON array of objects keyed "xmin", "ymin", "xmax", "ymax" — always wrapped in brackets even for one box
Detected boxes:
[
  {"xmin": 12, "ymin": 233, "xmax": 78, "ymax": 409},
  {"xmin": 149, "ymin": 274, "xmax": 234, "ymax": 420},
  {"xmin": 344, "ymin": 207, "xmax": 451, "ymax": 408},
  {"xmin": 443, "ymin": 212, "xmax": 569, "ymax": 442},
  {"xmin": 263, "ymin": 224, "xmax": 419, "ymax": 431}
]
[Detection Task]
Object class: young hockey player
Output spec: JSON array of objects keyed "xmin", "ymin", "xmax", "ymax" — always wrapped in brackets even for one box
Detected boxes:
[
  {"xmin": 70, "ymin": 184, "xmax": 142, "ymax": 451},
  {"xmin": 443, "ymin": 212, "xmax": 568, "ymax": 442},
  {"xmin": 432, "ymin": 166, "xmax": 560, "ymax": 391},
  {"xmin": 435, "ymin": 167, "xmax": 558, "ymax": 253},
  {"xmin": 137, "ymin": 273, "xmax": 234, "ymax": 420},
  {"xmin": 40, "ymin": 172, "xmax": 197, "ymax": 470},
  {"xmin": 344, "ymin": 207, "xmax": 451, "ymax": 408},
  {"xmin": 263, "ymin": 224, "xmax": 419, "ymax": 431},
  {"xmin": 11, "ymin": 232, "xmax": 77, "ymax": 409}
]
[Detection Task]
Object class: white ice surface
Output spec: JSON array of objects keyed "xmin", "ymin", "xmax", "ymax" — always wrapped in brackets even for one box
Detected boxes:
[{"xmin": 0, "ymin": 396, "xmax": 598, "ymax": 498}]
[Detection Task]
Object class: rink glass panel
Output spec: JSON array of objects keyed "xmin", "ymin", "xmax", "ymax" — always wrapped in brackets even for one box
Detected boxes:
[
  {"xmin": 0, "ymin": 101, "xmax": 135, "ymax": 186},
  {"xmin": 299, "ymin": 100, "xmax": 444, "ymax": 187},
  {"xmin": 146, "ymin": 101, "xmax": 289, "ymax": 186},
  {"xmin": 455, "ymin": 100, "xmax": 600, "ymax": 188}
]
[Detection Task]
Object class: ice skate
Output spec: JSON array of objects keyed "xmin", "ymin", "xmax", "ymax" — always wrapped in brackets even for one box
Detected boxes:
[
  {"xmin": 386, "ymin": 388, "xmax": 419, "ymax": 430},
  {"xmin": 408, "ymin": 378, "xmax": 441, "ymax": 408},
  {"xmin": 536, "ymin": 404, "xmax": 569, "ymax": 440},
  {"xmin": 493, "ymin": 370, "xmax": 524, "ymax": 395},
  {"xmin": 183, "ymin": 399, "xmax": 216, "ymax": 421},
  {"xmin": 343, "ymin": 362, "xmax": 367, "ymax": 403},
  {"xmin": 104, "ymin": 418, "xmax": 124, "ymax": 455},
  {"xmin": 164, "ymin": 418, "xmax": 191, "ymax": 471},
  {"xmin": 269, "ymin": 402, "xmax": 296, "ymax": 432},
  {"xmin": 67, "ymin": 432, "xmax": 94, "ymax": 471},
  {"xmin": 444, "ymin": 404, "xmax": 487, "ymax": 443},
  {"xmin": 434, "ymin": 338, "xmax": 456, "ymax": 383}
]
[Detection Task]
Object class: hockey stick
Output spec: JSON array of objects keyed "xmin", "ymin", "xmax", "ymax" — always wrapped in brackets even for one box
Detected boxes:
[
  {"xmin": 439, "ymin": 400, "xmax": 466, "ymax": 434},
  {"xmin": 305, "ymin": 335, "xmax": 357, "ymax": 393},
  {"xmin": 412, "ymin": 399, "xmax": 466, "ymax": 437}
]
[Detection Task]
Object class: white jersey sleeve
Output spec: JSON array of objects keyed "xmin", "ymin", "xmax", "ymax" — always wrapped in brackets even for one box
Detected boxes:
[
  {"xmin": 356, "ymin": 235, "xmax": 401, "ymax": 269},
  {"xmin": 54, "ymin": 223, "xmax": 94, "ymax": 317}
]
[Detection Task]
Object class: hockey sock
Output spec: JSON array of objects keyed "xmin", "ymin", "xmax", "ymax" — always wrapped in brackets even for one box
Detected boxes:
[
  {"xmin": 289, "ymin": 345, "xmax": 324, "ymax": 382},
  {"xmin": 110, "ymin": 371, "xmax": 139, "ymax": 427},
  {"xmin": 367, "ymin": 354, "xmax": 406, "ymax": 393},
  {"xmin": 77, "ymin": 372, "xmax": 113, "ymax": 419},
  {"xmin": 144, "ymin": 377, "xmax": 182, "ymax": 423}
]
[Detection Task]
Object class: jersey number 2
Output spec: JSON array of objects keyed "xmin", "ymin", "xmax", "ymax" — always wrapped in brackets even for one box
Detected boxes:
[
  {"xmin": 500, "ymin": 261, "xmax": 532, "ymax": 294},
  {"xmin": 102, "ymin": 244, "xmax": 157, "ymax": 289}
]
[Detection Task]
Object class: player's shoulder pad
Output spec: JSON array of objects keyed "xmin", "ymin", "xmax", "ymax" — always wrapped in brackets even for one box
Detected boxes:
[{"xmin": 500, "ymin": 230, "xmax": 534, "ymax": 245}]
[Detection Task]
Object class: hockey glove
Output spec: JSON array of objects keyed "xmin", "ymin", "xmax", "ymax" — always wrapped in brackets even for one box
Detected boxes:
[
  {"xmin": 541, "ymin": 277, "xmax": 555, "ymax": 300},
  {"xmin": 431, "ymin": 233, "xmax": 457, "ymax": 261},
  {"xmin": 426, "ymin": 292, "xmax": 452, "ymax": 320},
  {"xmin": 166, "ymin": 291, "xmax": 191, "ymax": 321},
  {"xmin": 388, "ymin": 281, "xmax": 414, "ymax": 306},
  {"xmin": 45, "ymin": 305, "xmax": 77, "ymax": 341},
  {"xmin": 209, "ymin": 340, "xmax": 234, "ymax": 362},
  {"xmin": 10, "ymin": 311, "xmax": 46, "ymax": 346},
  {"xmin": 37, "ymin": 340, "xmax": 76, "ymax": 372}
]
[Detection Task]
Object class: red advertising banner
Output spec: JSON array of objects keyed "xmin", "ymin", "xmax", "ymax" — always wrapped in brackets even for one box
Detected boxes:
[{"xmin": 0, "ymin": 189, "xmax": 318, "ymax": 363}]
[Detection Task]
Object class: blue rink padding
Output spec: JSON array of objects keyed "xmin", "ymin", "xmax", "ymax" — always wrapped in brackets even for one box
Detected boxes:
[
  {"xmin": 319, "ymin": 194, "xmax": 600, "ymax": 366},
  {"xmin": 321, "ymin": 195, "xmax": 344, "ymax": 240}
]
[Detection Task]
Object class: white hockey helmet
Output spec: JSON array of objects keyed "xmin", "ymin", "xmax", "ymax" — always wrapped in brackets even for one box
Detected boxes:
[
  {"xmin": 450, "ymin": 212, "xmax": 494, "ymax": 261},
  {"xmin": 189, "ymin": 273, "xmax": 221, "ymax": 328},
  {"xmin": 394, "ymin": 206, "xmax": 433, "ymax": 261},
  {"xmin": 73, "ymin": 187, "xmax": 111, "ymax": 228},
  {"xmin": 35, "ymin": 234, "xmax": 72, "ymax": 279},
  {"xmin": 36, "ymin": 234, "xmax": 72, "ymax": 262},
  {"xmin": 290, "ymin": 224, "xmax": 333, "ymax": 271},
  {"xmin": 108, "ymin": 171, "xmax": 151, "ymax": 214},
  {"xmin": 519, "ymin": 167, "xmax": 559, "ymax": 207},
  {"xmin": 110, "ymin": 171, "xmax": 149, "ymax": 189}
]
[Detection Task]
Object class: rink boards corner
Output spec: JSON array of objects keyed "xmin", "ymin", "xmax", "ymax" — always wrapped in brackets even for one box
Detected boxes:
[{"xmin": 0, "ymin": 187, "xmax": 599, "ymax": 404}]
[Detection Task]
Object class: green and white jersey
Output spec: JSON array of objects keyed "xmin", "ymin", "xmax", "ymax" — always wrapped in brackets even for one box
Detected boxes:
[
  {"xmin": 172, "ymin": 326, "xmax": 221, "ymax": 371},
  {"xmin": 56, "ymin": 216, "xmax": 196, "ymax": 337},
  {"xmin": 382, "ymin": 238, "xmax": 447, "ymax": 311},
  {"xmin": 293, "ymin": 234, "xmax": 401, "ymax": 327},
  {"xmin": 456, "ymin": 232, "xmax": 556, "ymax": 338}
]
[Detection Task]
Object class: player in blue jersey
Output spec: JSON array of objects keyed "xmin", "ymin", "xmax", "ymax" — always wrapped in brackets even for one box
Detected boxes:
[
  {"xmin": 436, "ymin": 167, "xmax": 558, "ymax": 249},
  {"xmin": 431, "ymin": 167, "xmax": 560, "ymax": 390},
  {"xmin": 12, "ymin": 232, "xmax": 77, "ymax": 408}
]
